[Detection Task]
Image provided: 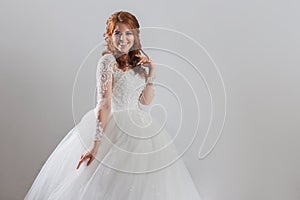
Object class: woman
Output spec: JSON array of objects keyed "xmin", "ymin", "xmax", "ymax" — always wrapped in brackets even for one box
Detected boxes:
[{"xmin": 25, "ymin": 11, "xmax": 202, "ymax": 200}]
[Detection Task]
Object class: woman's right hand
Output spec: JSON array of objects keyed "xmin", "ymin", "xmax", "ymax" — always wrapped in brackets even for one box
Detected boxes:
[{"xmin": 76, "ymin": 147, "xmax": 98, "ymax": 170}]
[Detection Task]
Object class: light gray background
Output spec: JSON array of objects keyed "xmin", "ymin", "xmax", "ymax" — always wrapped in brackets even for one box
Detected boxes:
[{"xmin": 1, "ymin": 0, "xmax": 299, "ymax": 200}]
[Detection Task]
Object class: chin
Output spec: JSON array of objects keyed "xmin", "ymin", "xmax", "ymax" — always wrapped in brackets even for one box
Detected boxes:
[{"xmin": 118, "ymin": 49, "xmax": 132, "ymax": 54}]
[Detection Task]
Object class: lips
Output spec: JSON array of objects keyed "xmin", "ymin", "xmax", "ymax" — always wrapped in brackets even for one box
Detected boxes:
[
  {"xmin": 116, "ymin": 41, "xmax": 132, "ymax": 52},
  {"xmin": 119, "ymin": 43, "xmax": 128, "ymax": 48}
]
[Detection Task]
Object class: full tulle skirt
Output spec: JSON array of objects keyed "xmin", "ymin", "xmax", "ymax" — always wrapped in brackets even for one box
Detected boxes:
[{"xmin": 24, "ymin": 108, "xmax": 202, "ymax": 200}]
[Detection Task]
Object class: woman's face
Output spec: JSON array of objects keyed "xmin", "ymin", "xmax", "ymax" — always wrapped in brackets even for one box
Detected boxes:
[{"xmin": 112, "ymin": 23, "xmax": 135, "ymax": 54}]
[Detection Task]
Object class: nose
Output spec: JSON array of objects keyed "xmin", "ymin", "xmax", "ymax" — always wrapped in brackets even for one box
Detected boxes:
[{"xmin": 120, "ymin": 33, "xmax": 125, "ymax": 41}]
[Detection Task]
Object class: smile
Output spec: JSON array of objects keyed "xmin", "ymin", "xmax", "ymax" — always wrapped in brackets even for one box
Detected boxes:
[{"xmin": 119, "ymin": 42, "xmax": 130, "ymax": 46}]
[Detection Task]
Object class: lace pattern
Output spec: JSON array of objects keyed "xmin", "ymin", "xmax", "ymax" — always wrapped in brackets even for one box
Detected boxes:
[
  {"xmin": 94, "ymin": 53, "xmax": 150, "ymax": 141},
  {"xmin": 94, "ymin": 54, "xmax": 115, "ymax": 141}
]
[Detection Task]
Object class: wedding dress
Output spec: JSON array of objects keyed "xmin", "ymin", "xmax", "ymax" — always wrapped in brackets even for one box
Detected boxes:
[{"xmin": 24, "ymin": 54, "xmax": 203, "ymax": 200}]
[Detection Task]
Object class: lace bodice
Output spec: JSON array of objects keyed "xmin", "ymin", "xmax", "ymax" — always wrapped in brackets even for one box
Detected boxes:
[
  {"xmin": 96, "ymin": 54, "xmax": 146, "ymax": 111},
  {"xmin": 93, "ymin": 54, "xmax": 149, "ymax": 141}
]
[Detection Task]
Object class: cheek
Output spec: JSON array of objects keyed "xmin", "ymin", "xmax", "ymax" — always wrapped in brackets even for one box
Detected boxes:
[
  {"xmin": 112, "ymin": 37, "xmax": 117, "ymax": 43},
  {"xmin": 129, "ymin": 36, "xmax": 135, "ymax": 43},
  {"xmin": 112, "ymin": 38, "xmax": 119, "ymax": 47}
]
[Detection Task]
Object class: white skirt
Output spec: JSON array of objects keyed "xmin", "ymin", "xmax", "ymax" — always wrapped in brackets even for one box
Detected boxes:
[{"xmin": 24, "ymin": 107, "xmax": 203, "ymax": 200}]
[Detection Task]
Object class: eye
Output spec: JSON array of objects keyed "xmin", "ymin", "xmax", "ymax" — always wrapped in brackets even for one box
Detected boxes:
[
  {"xmin": 126, "ymin": 31, "xmax": 133, "ymax": 35},
  {"xmin": 114, "ymin": 31, "xmax": 121, "ymax": 36}
]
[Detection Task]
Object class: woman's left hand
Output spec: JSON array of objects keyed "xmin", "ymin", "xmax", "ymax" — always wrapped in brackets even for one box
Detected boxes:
[{"xmin": 136, "ymin": 54, "xmax": 155, "ymax": 70}]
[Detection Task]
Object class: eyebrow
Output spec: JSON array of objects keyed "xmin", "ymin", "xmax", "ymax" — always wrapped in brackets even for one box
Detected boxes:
[{"xmin": 114, "ymin": 30, "xmax": 132, "ymax": 33}]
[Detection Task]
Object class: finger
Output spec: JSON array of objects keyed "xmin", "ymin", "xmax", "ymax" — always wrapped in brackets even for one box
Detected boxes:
[
  {"xmin": 139, "ymin": 61, "xmax": 150, "ymax": 67},
  {"xmin": 143, "ymin": 58, "xmax": 151, "ymax": 64},
  {"xmin": 137, "ymin": 57, "xmax": 146, "ymax": 65},
  {"xmin": 87, "ymin": 156, "xmax": 94, "ymax": 166},
  {"xmin": 76, "ymin": 159, "xmax": 83, "ymax": 169},
  {"xmin": 137, "ymin": 58, "xmax": 143, "ymax": 65},
  {"xmin": 76, "ymin": 155, "xmax": 88, "ymax": 169}
]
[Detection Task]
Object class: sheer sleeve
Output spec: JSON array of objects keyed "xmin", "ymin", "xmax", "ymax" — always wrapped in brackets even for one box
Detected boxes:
[{"xmin": 94, "ymin": 54, "xmax": 115, "ymax": 142}]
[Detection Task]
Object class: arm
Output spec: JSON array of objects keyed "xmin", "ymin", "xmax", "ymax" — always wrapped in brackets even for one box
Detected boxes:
[
  {"xmin": 139, "ymin": 67, "xmax": 156, "ymax": 105},
  {"xmin": 76, "ymin": 55, "xmax": 115, "ymax": 169},
  {"xmin": 93, "ymin": 55, "xmax": 115, "ymax": 149}
]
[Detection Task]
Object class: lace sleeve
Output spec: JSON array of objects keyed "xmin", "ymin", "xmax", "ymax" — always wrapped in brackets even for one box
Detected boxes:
[{"xmin": 94, "ymin": 54, "xmax": 115, "ymax": 142}]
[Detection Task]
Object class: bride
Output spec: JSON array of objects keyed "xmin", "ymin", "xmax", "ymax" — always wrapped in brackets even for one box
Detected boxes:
[{"xmin": 24, "ymin": 10, "xmax": 202, "ymax": 200}]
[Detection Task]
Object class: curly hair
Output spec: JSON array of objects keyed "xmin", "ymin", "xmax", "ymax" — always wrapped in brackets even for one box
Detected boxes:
[{"xmin": 102, "ymin": 11, "xmax": 149, "ymax": 72}]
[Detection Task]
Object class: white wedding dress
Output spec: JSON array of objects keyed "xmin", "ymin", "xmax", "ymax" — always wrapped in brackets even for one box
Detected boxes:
[{"xmin": 24, "ymin": 54, "xmax": 202, "ymax": 200}]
